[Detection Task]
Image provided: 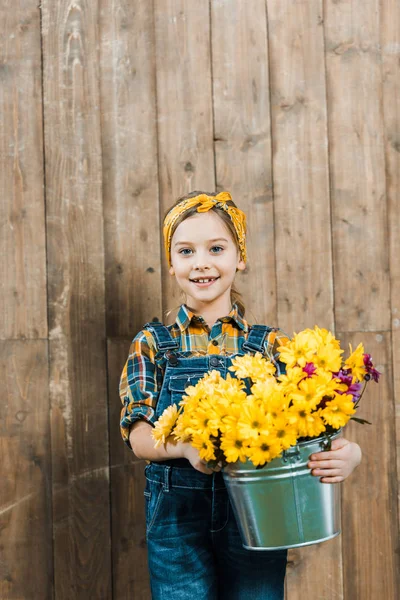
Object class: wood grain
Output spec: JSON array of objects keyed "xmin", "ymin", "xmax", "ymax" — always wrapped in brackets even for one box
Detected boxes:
[
  {"xmin": 41, "ymin": 1, "xmax": 111, "ymax": 597},
  {"xmin": 324, "ymin": 0, "xmax": 391, "ymax": 332},
  {"xmin": 0, "ymin": 341, "xmax": 52, "ymax": 600},
  {"xmin": 285, "ymin": 537, "xmax": 343, "ymax": 600},
  {"xmin": 211, "ymin": 0, "xmax": 277, "ymax": 326},
  {"xmin": 381, "ymin": 0, "xmax": 400, "ymax": 523},
  {"xmin": 108, "ymin": 338, "xmax": 151, "ymax": 600},
  {"xmin": 338, "ymin": 332, "xmax": 399, "ymax": 600},
  {"xmin": 154, "ymin": 0, "xmax": 216, "ymax": 316},
  {"xmin": 0, "ymin": 2, "xmax": 47, "ymax": 340},
  {"xmin": 267, "ymin": 0, "xmax": 334, "ymax": 335},
  {"xmin": 100, "ymin": 0, "xmax": 162, "ymax": 336}
]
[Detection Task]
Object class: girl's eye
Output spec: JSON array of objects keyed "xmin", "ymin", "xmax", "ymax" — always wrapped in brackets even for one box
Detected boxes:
[
  {"xmin": 210, "ymin": 246, "xmax": 224, "ymax": 253},
  {"xmin": 178, "ymin": 248, "xmax": 193, "ymax": 255}
]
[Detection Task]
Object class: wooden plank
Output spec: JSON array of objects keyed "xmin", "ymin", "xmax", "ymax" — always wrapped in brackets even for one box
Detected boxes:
[
  {"xmin": 266, "ymin": 1, "xmax": 342, "ymax": 598},
  {"xmin": 100, "ymin": 1, "xmax": 162, "ymax": 336},
  {"xmin": 0, "ymin": 341, "xmax": 52, "ymax": 599},
  {"xmin": 380, "ymin": 0, "xmax": 400, "ymax": 522},
  {"xmin": 338, "ymin": 332, "xmax": 398, "ymax": 599},
  {"xmin": 285, "ymin": 538, "xmax": 343, "ymax": 600},
  {"xmin": 154, "ymin": 0, "xmax": 215, "ymax": 315},
  {"xmin": 108, "ymin": 338, "xmax": 150, "ymax": 600},
  {"xmin": 324, "ymin": 0, "xmax": 390, "ymax": 332},
  {"xmin": 0, "ymin": 2, "xmax": 47, "ymax": 339},
  {"xmin": 211, "ymin": 0, "xmax": 277, "ymax": 325},
  {"xmin": 41, "ymin": 1, "xmax": 112, "ymax": 597},
  {"xmin": 267, "ymin": 0, "xmax": 334, "ymax": 335}
]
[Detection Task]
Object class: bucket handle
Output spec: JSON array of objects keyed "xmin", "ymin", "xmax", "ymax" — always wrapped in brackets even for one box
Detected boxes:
[{"xmin": 282, "ymin": 445, "xmax": 301, "ymax": 463}]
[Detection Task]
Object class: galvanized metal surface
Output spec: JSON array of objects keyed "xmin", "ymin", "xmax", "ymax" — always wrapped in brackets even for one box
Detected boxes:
[{"xmin": 223, "ymin": 434, "xmax": 341, "ymax": 550}]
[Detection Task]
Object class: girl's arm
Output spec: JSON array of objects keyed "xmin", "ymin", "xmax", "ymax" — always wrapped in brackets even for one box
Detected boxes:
[
  {"xmin": 130, "ymin": 421, "xmax": 215, "ymax": 475},
  {"xmin": 307, "ymin": 437, "xmax": 362, "ymax": 483}
]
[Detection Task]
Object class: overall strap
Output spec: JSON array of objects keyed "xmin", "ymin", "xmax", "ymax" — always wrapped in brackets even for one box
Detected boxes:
[
  {"xmin": 242, "ymin": 324, "xmax": 273, "ymax": 354},
  {"xmin": 143, "ymin": 322, "xmax": 179, "ymax": 352}
]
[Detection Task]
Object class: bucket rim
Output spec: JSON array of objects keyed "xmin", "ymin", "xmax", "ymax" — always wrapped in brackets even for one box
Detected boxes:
[{"xmin": 241, "ymin": 530, "xmax": 341, "ymax": 551}]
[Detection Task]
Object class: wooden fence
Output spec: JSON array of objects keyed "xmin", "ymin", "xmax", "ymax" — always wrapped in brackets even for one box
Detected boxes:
[{"xmin": 1, "ymin": 1, "xmax": 399, "ymax": 598}]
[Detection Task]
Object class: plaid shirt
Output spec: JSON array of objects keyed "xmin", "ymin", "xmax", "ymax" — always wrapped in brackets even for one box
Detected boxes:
[{"xmin": 119, "ymin": 304, "xmax": 290, "ymax": 448}]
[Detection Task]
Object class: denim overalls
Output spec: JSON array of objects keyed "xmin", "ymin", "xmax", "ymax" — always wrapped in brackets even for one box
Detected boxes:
[{"xmin": 143, "ymin": 322, "xmax": 287, "ymax": 600}]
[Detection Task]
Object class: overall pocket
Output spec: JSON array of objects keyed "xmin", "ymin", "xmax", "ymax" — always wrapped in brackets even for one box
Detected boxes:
[
  {"xmin": 144, "ymin": 477, "xmax": 165, "ymax": 534},
  {"xmin": 168, "ymin": 372, "xmax": 206, "ymax": 406}
]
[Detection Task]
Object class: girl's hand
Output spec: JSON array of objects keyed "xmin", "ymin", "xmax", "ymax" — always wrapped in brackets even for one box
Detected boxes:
[
  {"xmin": 307, "ymin": 437, "xmax": 362, "ymax": 483},
  {"xmin": 181, "ymin": 442, "xmax": 221, "ymax": 475}
]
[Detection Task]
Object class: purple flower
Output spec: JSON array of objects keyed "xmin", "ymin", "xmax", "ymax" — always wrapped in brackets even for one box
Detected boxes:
[
  {"xmin": 363, "ymin": 354, "xmax": 381, "ymax": 382},
  {"xmin": 333, "ymin": 369, "xmax": 363, "ymax": 402},
  {"xmin": 303, "ymin": 362, "xmax": 317, "ymax": 377}
]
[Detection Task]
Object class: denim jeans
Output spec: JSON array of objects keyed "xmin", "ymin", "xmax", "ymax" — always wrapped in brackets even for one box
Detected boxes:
[{"xmin": 144, "ymin": 462, "xmax": 287, "ymax": 600}]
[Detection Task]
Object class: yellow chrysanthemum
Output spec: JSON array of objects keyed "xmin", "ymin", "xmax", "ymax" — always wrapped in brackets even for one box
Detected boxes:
[
  {"xmin": 277, "ymin": 366, "xmax": 305, "ymax": 393},
  {"xmin": 189, "ymin": 406, "xmax": 220, "ymax": 438},
  {"xmin": 237, "ymin": 403, "xmax": 271, "ymax": 440},
  {"xmin": 289, "ymin": 376, "xmax": 326, "ymax": 410},
  {"xmin": 320, "ymin": 394, "xmax": 356, "ymax": 429},
  {"xmin": 191, "ymin": 433, "xmax": 216, "ymax": 462},
  {"xmin": 311, "ymin": 326, "xmax": 341, "ymax": 350},
  {"xmin": 312, "ymin": 343, "xmax": 343, "ymax": 372},
  {"xmin": 152, "ymin": 404, "xmax": 180, "ymax": 448},
  {"xmin": 344, "ymin": 343, "xmax": 366, "ymax": 382},
  {"xmin": 229, "ymin": 352, "xmax": 276, "ymax": 381},
  {"xmin": 245, "ymin": 434, "xmax": 283, "ymax": 466},
  {"xmin": 277, "ymin": 332, "xmax": 316, "ymax": 368},
  {"xmin": 172, "ymin": 414, "xmax": 191, "ymax": 442},
  {"xmin": 269, "ymin": 415, "xmax": 299, "ymax": 450},
  {"xmin": 220, "ymin": 429, "xmax": 249, "ymax": 463},
  {"xmin": 315, "ymin": 369, "xmax": 348, "ymax": 394},
  {"xmin": 287, "ymin": 400, "xmax": 326, "ymax": 438}
]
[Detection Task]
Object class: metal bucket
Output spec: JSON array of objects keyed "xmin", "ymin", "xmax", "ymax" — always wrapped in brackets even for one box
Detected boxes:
[{"xmin": 222, "ymin": 433, "xmax": 341, "ymax": 550}]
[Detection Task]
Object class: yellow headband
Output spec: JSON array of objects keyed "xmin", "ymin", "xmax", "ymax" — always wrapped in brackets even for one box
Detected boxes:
[{"xmin": 163, "ymin": 192, "xmax": 247, "ymax": 267}]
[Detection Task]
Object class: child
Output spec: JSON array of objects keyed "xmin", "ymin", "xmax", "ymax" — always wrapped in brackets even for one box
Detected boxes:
[{"xmin": 119, "ymin": 191, "xmax": 362, "ymax": 600}]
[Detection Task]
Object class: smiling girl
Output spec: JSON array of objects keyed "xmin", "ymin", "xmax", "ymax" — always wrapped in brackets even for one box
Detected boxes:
[{"xmin": 119, "ymin": 190, "xmax": 361, "ymax": 600}]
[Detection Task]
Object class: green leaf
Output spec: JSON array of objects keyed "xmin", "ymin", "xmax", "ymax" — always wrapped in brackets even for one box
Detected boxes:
[{"xmin": 350, "ymin": 416, "xmax": 372, "ymax": 425}]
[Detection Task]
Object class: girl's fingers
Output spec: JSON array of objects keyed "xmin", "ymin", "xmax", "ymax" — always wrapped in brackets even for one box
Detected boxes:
[
  {"xmin": 320, "ymin": 475, "xmax": 344, "ymax": 483},
  {"xmin": 310, "ymin": 450, "xmax": 344, "ymax": 461},
  {"xmin": 308, "ymin": 460, "xmax": 343, "ymax": 469},
  {"xmin": 311, "ymin": 468, "xmax": 342, "ymax": 477}
]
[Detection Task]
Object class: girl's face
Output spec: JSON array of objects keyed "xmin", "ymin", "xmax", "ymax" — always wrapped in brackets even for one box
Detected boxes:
[{"xmin": 169, "ymin": 211, "xmax": 246, "ymax": 312}]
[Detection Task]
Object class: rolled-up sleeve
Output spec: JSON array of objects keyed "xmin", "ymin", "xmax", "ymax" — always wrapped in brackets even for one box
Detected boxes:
[{"xmin": 119, "ymin": 329, "xmax": 160, "ymax": 448}]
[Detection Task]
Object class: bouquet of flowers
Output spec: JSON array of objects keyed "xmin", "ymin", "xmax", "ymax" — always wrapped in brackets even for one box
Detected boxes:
[{"xmin": 152, "ymin": 326, "xmax": 380, "ymax": 468}]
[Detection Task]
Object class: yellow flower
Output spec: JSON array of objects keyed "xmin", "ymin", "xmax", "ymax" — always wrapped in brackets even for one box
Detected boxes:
[
  {"xmin": 220, "ymin": 429, "xmax": 249, "ymax": 463},
  {"xmin": 269, "ymin": 415, "xmax": 298, "ymax": 450},
  {"xmin": 289, "ymin": 377, "xmax": 326, "ymax": 410},
  {"xmin": 312, "ymin": 326, "xmax": 341, "ymax": 350},
  {"xmin": 229, "ymin": 352, "xmax": 276, "ymax": 381},
  {"xmin": 246, "ymin": 434, "xmax": 283, "ymax": 466},
  {"xmin": 277, "ymin": 366, "xmax": 305, "ymax": 393},
  {"xmin": 189, "ymin": 406, "xmax": 220, "ymax": 438},
  {"xmin": 320, "ymin": 394, "xmax": 356, "ymax": 429},
  {"xmin": 312, "ymin": 343, "xmax": 343, "ymax": 372},
  {"xmin": 263, "ymin": 387, "xmax": 289, "ymax": 419},
  {"xmin": 191, "ymin": 433, "xmax": 216, "ymax": 462},
  {"xmin": 277, "ymin": 332, "xmax": 316, "ymax": 368},
  {"xmin": 287, "ymin": 400, "xmax": 326, "ymax": 438},
  {"xmin": 345, "ymin": 343, "xmax": 366, "ymax": 382},
  {"xmin": 237, "ymin": 403, "xmax": 271, "ymax": 440},
  {"xmin": 172, "ymin": 415, "xmax": 191, "ymax": 442},
  {"xmin": 152, "ymin": 404, "xmax": 180, "ymax": 448}
]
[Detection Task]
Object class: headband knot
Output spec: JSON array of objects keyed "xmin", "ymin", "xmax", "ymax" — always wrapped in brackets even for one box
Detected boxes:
[{"xmin": 163, "ymin": 192, "xmax": 247, "ymax": 266}]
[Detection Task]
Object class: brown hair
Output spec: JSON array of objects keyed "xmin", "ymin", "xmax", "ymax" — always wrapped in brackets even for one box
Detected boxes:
[{"xmin": 164, "ymin": 190, "xmax": 246, "ymax": 315}]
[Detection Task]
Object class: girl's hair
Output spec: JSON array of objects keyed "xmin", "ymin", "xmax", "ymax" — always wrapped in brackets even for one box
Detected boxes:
[{"xmin": 164, "ymin": 190, "xmax": 246, "ymax": 315}]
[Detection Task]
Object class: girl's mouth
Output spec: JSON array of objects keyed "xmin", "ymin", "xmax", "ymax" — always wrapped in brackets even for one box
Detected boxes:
[{"xmin": 189, "ymin": 276, "xmax": 220, "ymax": 287}]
